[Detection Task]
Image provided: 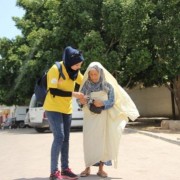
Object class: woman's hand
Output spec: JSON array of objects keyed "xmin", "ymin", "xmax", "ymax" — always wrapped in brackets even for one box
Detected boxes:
[
  {"xmin": 79, "ymin": 96, "xmax": 88, "ymax": 105},
  {"xmin": 72, "ymin": 92, "xmax": 85, "ymax": 99}
]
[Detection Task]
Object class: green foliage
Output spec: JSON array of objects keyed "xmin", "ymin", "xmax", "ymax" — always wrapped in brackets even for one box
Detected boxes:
[
  {"xmin": 0, "ymin": 0, "xmax": 179, "ymax": 106},
  {"xmin": 102, "ymin": 0, "xmax": 124, "ymax": 46},
  {"xmin": 79, "ymin": 30, "xmax": 106, "ymax": 71}
]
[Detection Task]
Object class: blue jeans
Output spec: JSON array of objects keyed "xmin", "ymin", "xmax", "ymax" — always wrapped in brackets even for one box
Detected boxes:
[{"xmin": 46, "ymin": 111, "xmax": 72, "ymax": 173}]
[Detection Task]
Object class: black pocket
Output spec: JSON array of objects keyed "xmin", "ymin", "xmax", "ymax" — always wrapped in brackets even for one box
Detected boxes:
[{"xmin": 89, "ymin": 103, "xmax": 102, "ymax": 114}]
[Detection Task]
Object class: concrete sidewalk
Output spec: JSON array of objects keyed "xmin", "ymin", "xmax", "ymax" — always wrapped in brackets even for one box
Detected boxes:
[
  {"xmin": 128, "ymin": 128, "xmax": 180, "ymax": 146},
  {"xmin": 127, "ymin": 119, "xmax": 180, "ymax": 146},
  {"xmin": 1, "ymin": 128, "xmax": 180, "ymax": 180}
]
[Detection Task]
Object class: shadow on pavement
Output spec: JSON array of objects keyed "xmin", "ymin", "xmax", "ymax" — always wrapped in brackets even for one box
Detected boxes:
[
  {"xmin": 14, "ymin": 178, "xmax": 48, "ymax": 180},
  {"xmin": 78, "ymin": 175, "xmax": 122, "ymax": 179},
  {"xmin": 0, "ymin": 128, "xmax": 51, "ymax": 135},
  {"xmin": 14, "ymin": 176, "xmax": 122, "ymax": 180},
  {"xmin": 0, "ymin": 127, "xmax": 83, "ymax": 135},
  {"xmin": 123, "ymin": 128, "xmax": 138, "ymax": 134}
]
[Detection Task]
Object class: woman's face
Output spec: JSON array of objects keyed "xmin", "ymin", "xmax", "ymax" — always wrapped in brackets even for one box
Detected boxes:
[
  {"xmin": 71, "ymin": 62, "xmax": 83, "ymax": 70},
  {"xmin": 89, "ymin": 68, "xmax": 100, "ymax": 83}
]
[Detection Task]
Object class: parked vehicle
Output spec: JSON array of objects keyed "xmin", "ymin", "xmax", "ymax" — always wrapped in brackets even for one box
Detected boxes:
[
  {"xmin": 0, "ymin": 116, "xmax": 3, "ymax": 128},
  {"xmin": 24, "ymin": 110, "xmax": 30, "ymax": 128},
  {"xmin": 28, "ymin": 94, "xmax": 83, "ymax": 133},
  {"xmin": 1, "ymin": 117, "xmax": 17, "ymax": 129},
  {"xmin": 14, "ymin": 106, "xmax": 29, "ymax": 128}
]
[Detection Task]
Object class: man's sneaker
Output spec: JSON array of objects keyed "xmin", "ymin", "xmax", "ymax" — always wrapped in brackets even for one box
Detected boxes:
[
  {"xmin": 61, "ymin": 168, "xmax": 78, "ymax": 179},
  {"xmin": 50, "ymin": 170, "xmax": 62, "ymax": 180}
]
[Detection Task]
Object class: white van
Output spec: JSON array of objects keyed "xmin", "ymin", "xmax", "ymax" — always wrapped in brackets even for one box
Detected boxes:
[
  {"xmin": 28, "ymin": 94, "xmax": 83, "ymax": 133},
  {"xmin": 14, "ymin": 106, "xmax": 29, "ymax": 128}
]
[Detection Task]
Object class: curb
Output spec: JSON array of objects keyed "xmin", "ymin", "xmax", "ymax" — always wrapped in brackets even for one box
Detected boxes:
[{"xmin": 126, "ymin": 128, "xmax": 180, "ymax": 146}]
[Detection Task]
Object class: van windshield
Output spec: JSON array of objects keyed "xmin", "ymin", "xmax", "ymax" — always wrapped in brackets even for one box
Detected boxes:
[{"xmin": 29, "ymin": 94, "xmax": 43, "ymax": 108}]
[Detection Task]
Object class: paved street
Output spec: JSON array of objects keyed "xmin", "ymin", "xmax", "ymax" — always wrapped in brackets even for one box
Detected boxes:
[{"xmin": 0, "ymin": 128, "xmax": 180, "ymax": 180}]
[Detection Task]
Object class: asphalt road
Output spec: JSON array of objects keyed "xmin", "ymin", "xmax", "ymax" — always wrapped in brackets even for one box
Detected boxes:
[{"xmin": 0, "ymin": 128, "xmax": 180, "ymax": 180}]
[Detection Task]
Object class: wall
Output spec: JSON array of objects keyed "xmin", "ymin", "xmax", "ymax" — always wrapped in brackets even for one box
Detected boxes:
[{"xmin": 127, "ymin": 86, "xmax": 178, "ymax": 118}]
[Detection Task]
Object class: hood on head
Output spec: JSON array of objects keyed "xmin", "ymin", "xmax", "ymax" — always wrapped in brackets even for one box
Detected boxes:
[{"xmin": 62, "ymin": 46, "xmax": 84, "ymax": 68}]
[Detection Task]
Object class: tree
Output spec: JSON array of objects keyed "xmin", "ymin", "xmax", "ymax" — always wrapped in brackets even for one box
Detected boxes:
[
  {"xmin": 149, "ymin": 0, "xmax": 180, "ymax": 118},
  {"xmin": 0, "ymin": 0, "xmax": 58, "ymax": 104},
  {"xmin": 119, "ymin": 0, "xmax": 180, "ymax": 118},
  {"xmin": 0, "ymin": 0, "xmax": 179, "ymax": 118}
]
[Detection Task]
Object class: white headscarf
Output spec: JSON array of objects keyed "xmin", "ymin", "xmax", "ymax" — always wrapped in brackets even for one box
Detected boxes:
[{"xmin": 80, "ymin": 65, "xmax": 110, "ymax": 95}]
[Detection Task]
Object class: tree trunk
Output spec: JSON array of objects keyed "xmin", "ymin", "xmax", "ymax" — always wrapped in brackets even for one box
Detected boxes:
[
  {"xmin": 166, "ymin": 75, "xmax": 180, "ymax": 119},
  {"xmin": 173, "ymin": 75, "xmax": 180, "ymax": 119}
]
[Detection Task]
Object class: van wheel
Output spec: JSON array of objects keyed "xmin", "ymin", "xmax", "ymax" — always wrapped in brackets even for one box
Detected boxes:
[
  {"xmin": 35, "ymin": 128, "xmax": 46, "ymax": 133},
  {"xmin": 18, "ymin": 122, "xmax": 25, "ymax": 128}
]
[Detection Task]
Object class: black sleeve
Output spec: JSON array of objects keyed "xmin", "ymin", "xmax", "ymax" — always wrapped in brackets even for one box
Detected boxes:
[{"xmin": 49, "ymin": 88, "xmax": 72, "ymax": 97}]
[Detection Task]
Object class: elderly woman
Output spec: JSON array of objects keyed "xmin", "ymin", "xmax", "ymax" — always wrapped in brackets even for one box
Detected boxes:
[{"xmin": 78, "ymin": 62, "xmax": 139, "ymax": 178}]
